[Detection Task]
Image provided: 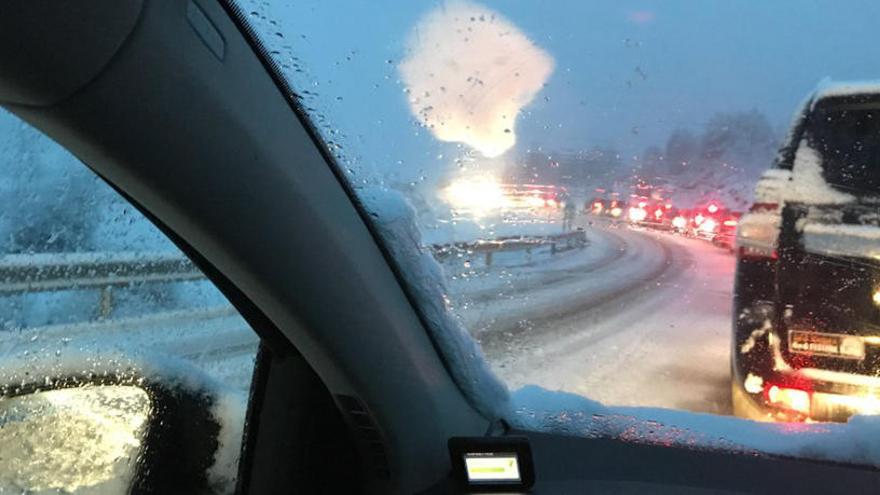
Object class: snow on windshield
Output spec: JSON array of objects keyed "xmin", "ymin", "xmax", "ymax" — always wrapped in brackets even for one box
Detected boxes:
[
  {"xmin": 0, "ymin": 109, "xmax": 256, "ymax": 492},
  {"xmin": 398, "ymin": 1, "xmax": 554, "ymax": 158},
  {"xmin": 239, "ymin": 0, "xmax": 880, "ymax": 469}
]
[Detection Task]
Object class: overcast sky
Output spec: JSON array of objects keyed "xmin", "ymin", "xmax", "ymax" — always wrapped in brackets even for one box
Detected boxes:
[{"xmin": 255, "ymin": 0, "xmax": 880, "ymax": 181}]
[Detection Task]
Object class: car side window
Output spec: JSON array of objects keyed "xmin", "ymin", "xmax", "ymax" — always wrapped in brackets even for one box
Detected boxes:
[{"xmin": 0, "ymin": 109, "xmax": 258, "ymax": 492}]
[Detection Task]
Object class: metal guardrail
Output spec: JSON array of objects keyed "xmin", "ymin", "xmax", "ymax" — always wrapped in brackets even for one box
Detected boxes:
[
  {"xmin": 432, "ymin": 229, "xmax": 588, "ymax": 265},
  {"xmin": 0, "ymin": 252, "xmax": 204, "ymax": 317},
  {"xmin": 0, "ymin": 252, "xmax": 202, "ymax": 293},
  {"xmin": 0, "ymin": 230, "xmax": 589, "ymax": 316}
]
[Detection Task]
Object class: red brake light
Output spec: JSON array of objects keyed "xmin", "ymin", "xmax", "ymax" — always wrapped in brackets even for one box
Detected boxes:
[
  {"xmin": 738, "ymin": 245, "xmax": 778, "ymax": 260},
  {"xmin": 707, "ymin": 204, "xmax": 719, "ymax": 213}
]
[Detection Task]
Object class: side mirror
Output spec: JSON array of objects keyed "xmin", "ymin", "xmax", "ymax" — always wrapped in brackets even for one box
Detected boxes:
[{"xmin": 0, "ymin": 351, "xmax": 245, "ymax": 494}]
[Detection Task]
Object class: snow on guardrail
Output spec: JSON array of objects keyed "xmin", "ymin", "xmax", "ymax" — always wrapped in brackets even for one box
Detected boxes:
[
  {"xmin": 0, "ymin": 252, "xmax": 203, "ymax": 294},
  {"xmin": 431, "ymin": 229, "xmax": 588, "ymax": 265}
]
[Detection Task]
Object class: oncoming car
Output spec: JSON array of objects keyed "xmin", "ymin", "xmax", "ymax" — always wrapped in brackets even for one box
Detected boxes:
[{"xmin": 733, "ymin": 81, "xmax": 880, "ymax": 422}]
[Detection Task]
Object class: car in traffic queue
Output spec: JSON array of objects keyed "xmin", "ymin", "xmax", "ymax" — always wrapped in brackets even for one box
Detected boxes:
[
  {"xmin": 688, "ymin": 202, "xmax": 727, "ymax": 240},
  {"xmin": 712, "ymin": 212, "xmax": 743, "ymax": 252},
  {"xmin": 587, "ymin": 197, "xmax": 607, "ymax": 215},
  {"xmin": 605, "ymin": 198, "xmax": 625, "ymax": 219},
  {"xmin": 671, "ymin": 208, "xmax": 693, "ymax": 234},
  {"xmin": 732, "ymin": 82, "xmax": 880, "ymax": 423}
]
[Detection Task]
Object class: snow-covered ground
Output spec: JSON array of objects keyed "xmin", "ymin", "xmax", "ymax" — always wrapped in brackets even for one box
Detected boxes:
[{"xmin": 445, "ymin": 216, "xmax": 736, "ymax": 415}]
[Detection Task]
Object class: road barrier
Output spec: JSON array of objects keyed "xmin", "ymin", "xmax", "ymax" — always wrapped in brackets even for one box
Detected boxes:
[
  {"xmin": 0, "ymin": 252, "xmax": 256, "ymax": 389},
  {"xmin": 0, "ymin": 229, "xmax": 589, "ymax": 318},
  {"xmin": 432, "ymin": 229, "xmax": 588, "ymax": 266},
  {"xmin": 0, "ymin": 251, "xmax": 204, "ymax": 317}
]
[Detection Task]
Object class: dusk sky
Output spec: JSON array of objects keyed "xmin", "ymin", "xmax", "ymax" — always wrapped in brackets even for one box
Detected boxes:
[{"xmin": 252, "ymin": 0, "xmax": 880, "ymax": 182}]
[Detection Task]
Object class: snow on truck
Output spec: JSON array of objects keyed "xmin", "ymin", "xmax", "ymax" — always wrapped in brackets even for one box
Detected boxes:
[{"xmin": 732, "ymin": 81, "xmax": 880, "ymax": 422}]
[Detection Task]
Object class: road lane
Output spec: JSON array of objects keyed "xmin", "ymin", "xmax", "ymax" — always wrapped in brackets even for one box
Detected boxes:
[{"xmin": 454, "ymin": 220, "xmax": 736, "ymax": 416}]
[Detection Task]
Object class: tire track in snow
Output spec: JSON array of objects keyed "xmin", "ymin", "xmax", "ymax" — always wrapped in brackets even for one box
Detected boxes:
[{"xmin": 472, "ymin": 224, "xmax": 683, "ymax": 358}]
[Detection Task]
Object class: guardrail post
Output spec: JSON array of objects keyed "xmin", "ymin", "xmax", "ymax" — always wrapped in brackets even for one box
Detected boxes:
[
  {"xmin": 99, "ymin": 286, "xmax": 113, "ymax": 319},
  {"xmin": 485, "ymin": 251, "xmax": 493, "ymax": 266}
]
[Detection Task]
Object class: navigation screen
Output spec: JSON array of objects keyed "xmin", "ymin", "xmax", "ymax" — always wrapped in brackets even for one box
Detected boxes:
[{"xmin": 464, "ymin": 452, "xmax": 521, "ymax": 483}]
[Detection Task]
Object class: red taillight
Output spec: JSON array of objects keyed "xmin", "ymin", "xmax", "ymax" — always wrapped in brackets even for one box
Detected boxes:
[
  {"xmin": 766, "ymin": 385, "xmax": 811, "ymax": 415},
  {"xmin": 707, "ymin": 204, "xmax": 719, "ymax": 213},
  {"xmin": 738, "ymin": 245, "xmax": 778, "ymax": 260}
]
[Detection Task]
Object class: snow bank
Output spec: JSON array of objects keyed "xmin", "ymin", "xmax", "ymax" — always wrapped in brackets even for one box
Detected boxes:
[
  {"xmin": 510, "ymin": 385, "xmax": 880, "ymax": 468},
  {"xmin": 785, "ymin": 140, "xmax": 853, "ymax": 205},
  {"xmin": 398, "ymin": 0, "xmax": 554, "ymax": 158},
  {"xmin": 357, "ymin": 186, "xmax": 511, "ymax": 420}
]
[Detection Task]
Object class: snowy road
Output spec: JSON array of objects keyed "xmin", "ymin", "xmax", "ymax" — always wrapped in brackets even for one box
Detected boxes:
[
  {"xmin": 0, "ymin": 215, "xmax": 736, "ymax": 417},
  {"xmin": 448, "ymin": 218, "xmax": 736, "ymax": 416}
]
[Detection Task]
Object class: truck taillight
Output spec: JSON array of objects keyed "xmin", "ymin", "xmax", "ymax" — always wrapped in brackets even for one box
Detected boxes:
[
  {"xmin": 766, "ymin": 385, "xmax": 811, "ymax": 415},
  {"xmin": 738, "ymin": 245, "xmax": 777, "ymax": 260}
]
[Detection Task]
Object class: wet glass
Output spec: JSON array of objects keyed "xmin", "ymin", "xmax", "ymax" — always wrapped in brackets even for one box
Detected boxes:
[
  {"xmin": 235, "ymin": 0, "xmax": 880, "ymax": 466},
  {"xmin": 0, "ymin": 385, "xmax": 149, "ymax": 494},
  {"xmin": 0, "ymin": 109, "xmax": 257, "ymax": 492},
  {"xmin": 811, "ymin": 106, "xmax": 880, "ymax": 195}
]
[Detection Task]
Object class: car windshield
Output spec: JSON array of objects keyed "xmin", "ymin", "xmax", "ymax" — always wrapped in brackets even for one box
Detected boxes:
[
  {"xmin": 811, "ymin": 105, "xmax": 880, "ymax": 196},
  {"xmin": 234, "ymin": 0, "xmax": 880, "ymax": 467}
]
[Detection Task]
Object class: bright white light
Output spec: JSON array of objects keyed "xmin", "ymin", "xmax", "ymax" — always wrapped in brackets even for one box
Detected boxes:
[
  {"xmin": 873, "ymin": 290, "xmax": 880, "ymax": 307},
  {"xmin": 628, "ymin": 207, "xmax": 647, "ymax": 222},
  {"xmin": 610, "ymin": 207, "xmax": 622, "ymax": 218},
  {"xmin": 672, "ymin": 216, "xmax": 687, "ymax": 229},
  {"xmin": 699, "ymin": 218, "xmax": 717, "ymax": 233},
  {"xmin": 524, "ymin": 196, "xmax": 546, "ymax": 208},
  {"xmin": 398, "ymin": 1, "xmax": 555, "ymax": 157},
  {"xmin": 744, "ymin": 373, "xmax": 764, "ymax": 394},
  {"xmin": 707, "ymin": 204, "xmax": 719, "ymax": 213},
  {"xmin": 465, "ymin": 454, "xmax": 521, "ymax": 482},
  {"xmin": 442, "ymin": 175, "xmax": 506, "ymax": 214},
  {"xmin": 768, "ymin": 385, "xmax": 810, "ymax": 414},
  {"xmin": 694, "ymin": 213, "xmax": 705, "ymax": 225}
]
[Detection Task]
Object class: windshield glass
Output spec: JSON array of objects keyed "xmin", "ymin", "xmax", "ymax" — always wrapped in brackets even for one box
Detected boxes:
[
  {"xmin": 234, "ymin": 0, "xmax": 880, "ymax": 466},
  {"xmin": 811, "ymin": 105, "xmax": 880, "ymax": 195}
]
